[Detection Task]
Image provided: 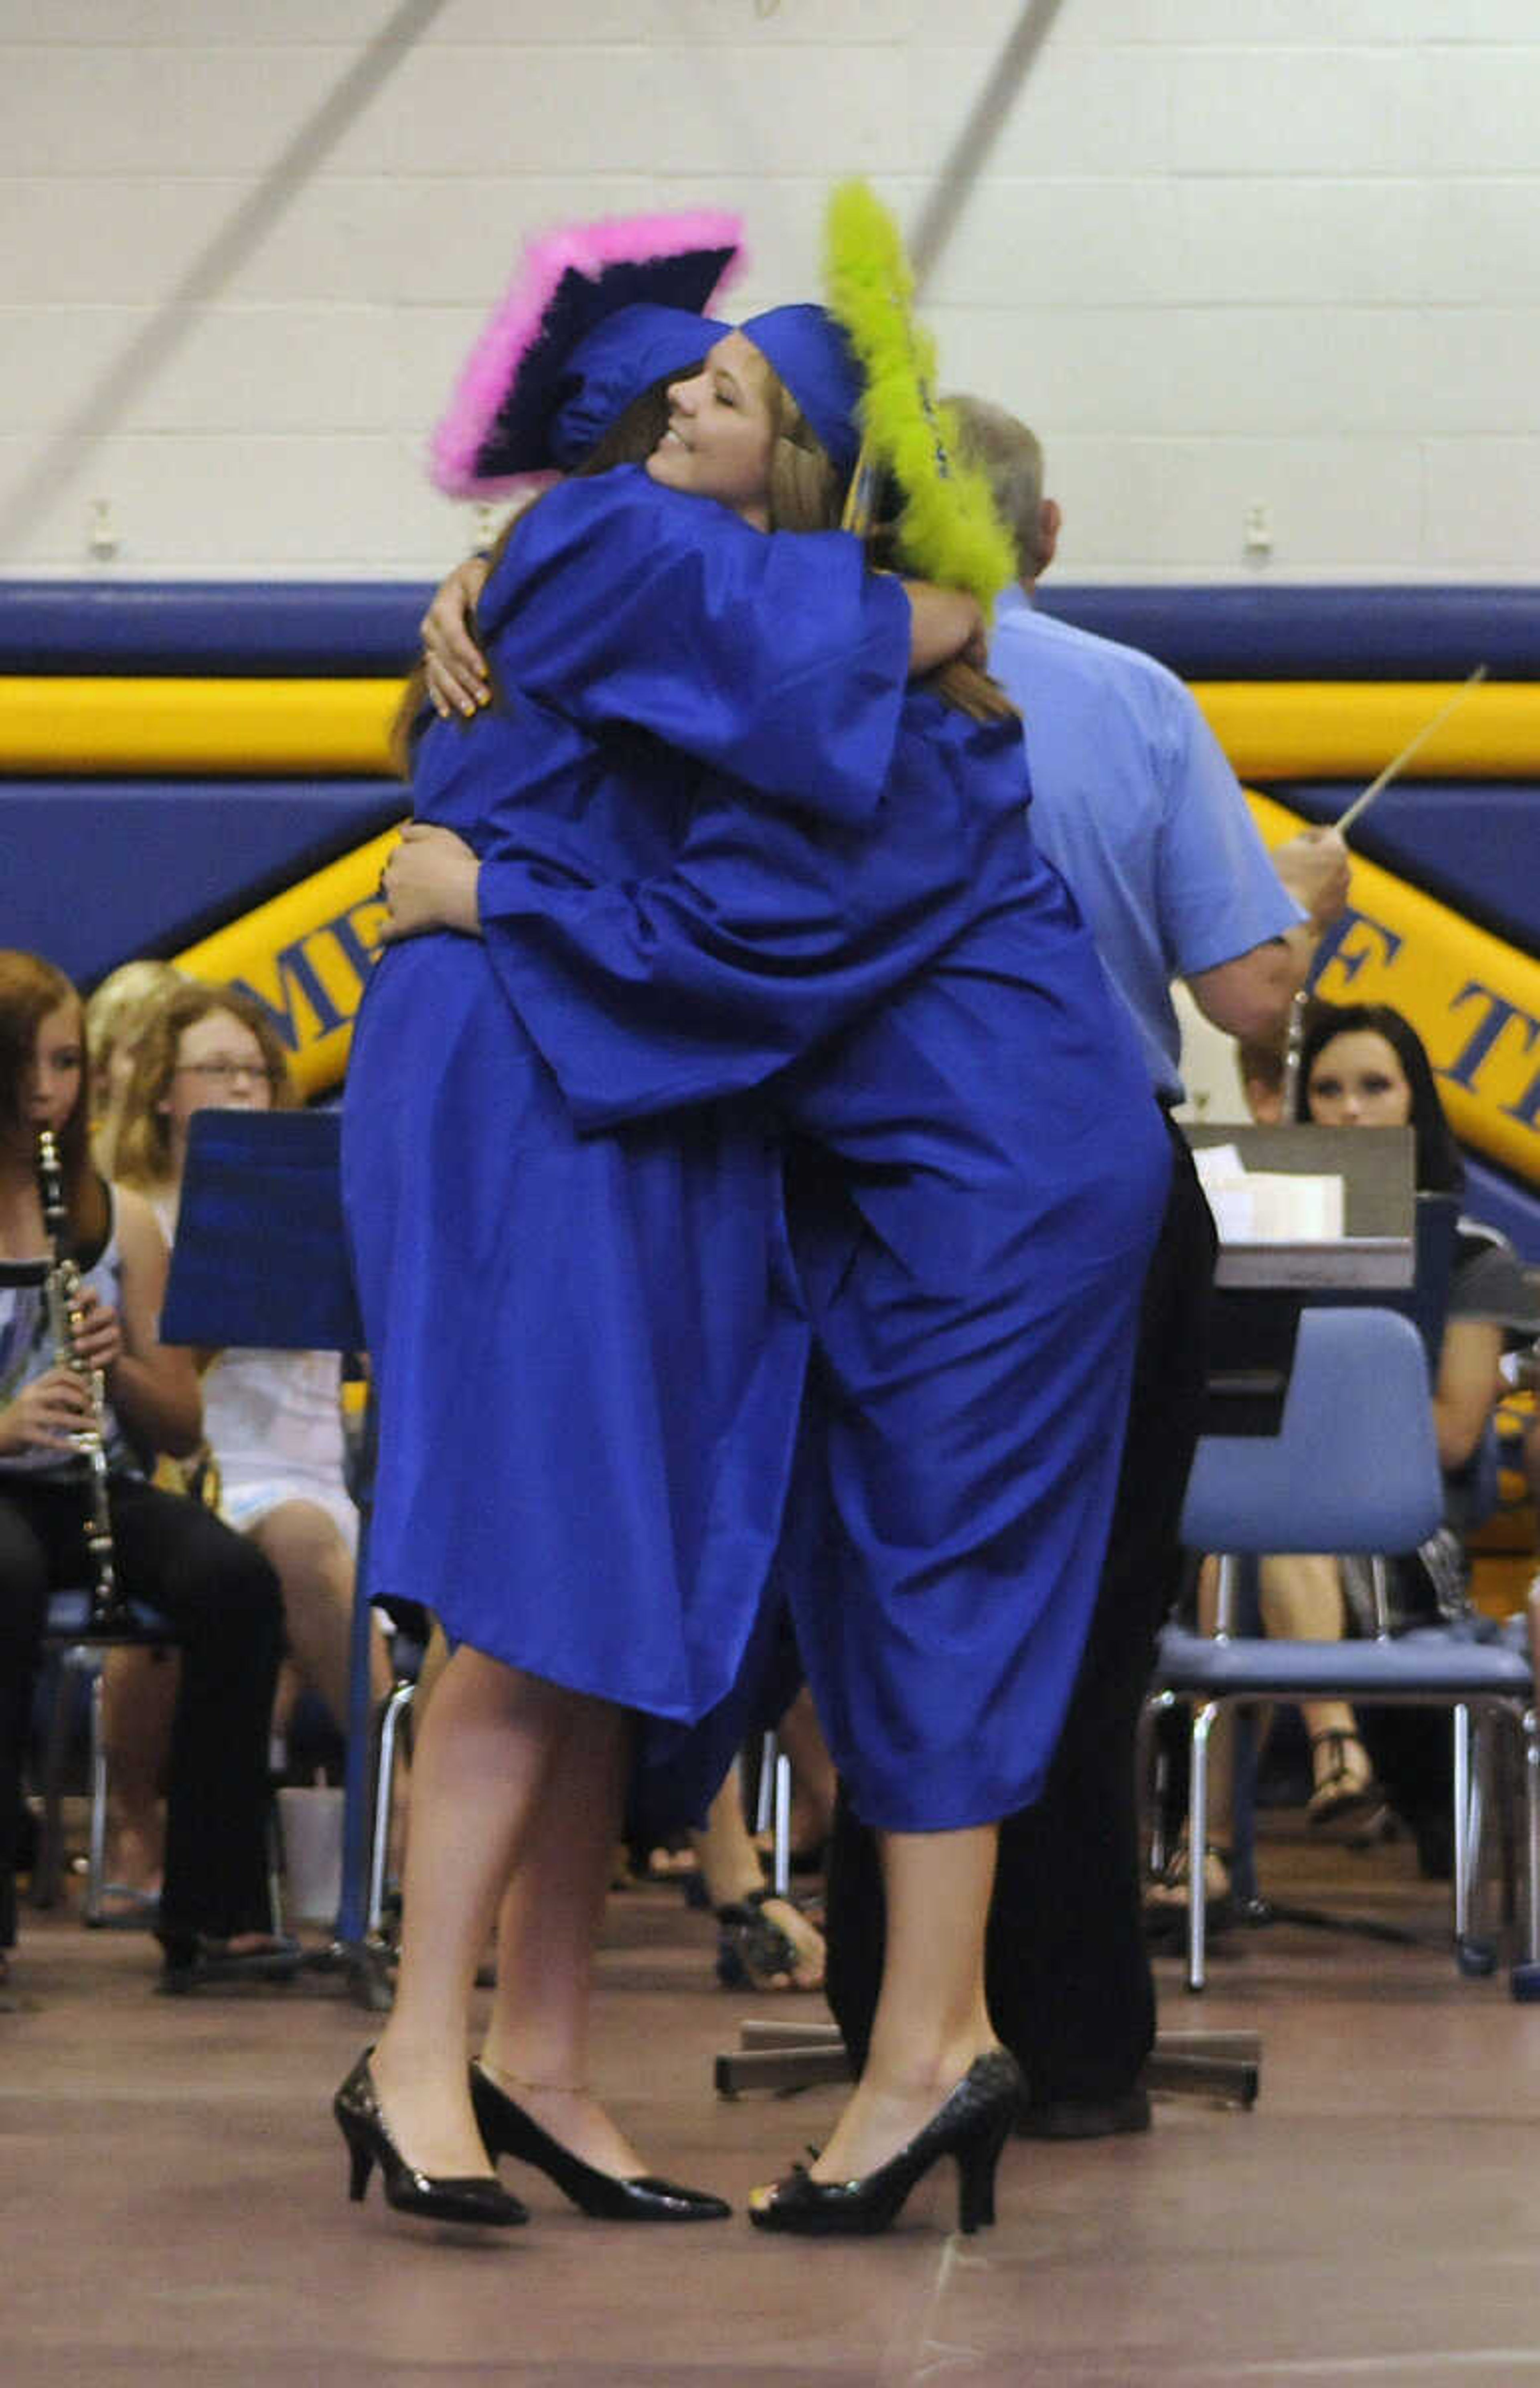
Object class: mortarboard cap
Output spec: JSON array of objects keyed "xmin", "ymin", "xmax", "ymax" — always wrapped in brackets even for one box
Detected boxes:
[
  {"xmin": 431, "ymin": 210, "xmax": 745, "ymax": 498},
  {"xmin": 549, "ymin": 301, "xmax": 729, "ymax": 469},
  {"xmin": 737, "ymin": 304, "xmax": 863, "ymax": 475}
]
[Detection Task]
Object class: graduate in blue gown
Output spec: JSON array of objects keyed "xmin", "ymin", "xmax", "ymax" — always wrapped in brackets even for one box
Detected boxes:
[
  {"xmin": 360, "ymin": 243, "xmax": 1168, "ymax": 2232},
  {"xmin": 336, "ymin": 283, "xmax": 995, "ymax": 2230}
]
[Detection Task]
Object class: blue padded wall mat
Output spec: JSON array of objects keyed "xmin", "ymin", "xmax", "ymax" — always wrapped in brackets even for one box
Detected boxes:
[
  {"xmin": 0, "ymin": 582, "xmax": 432, "ymax": 676},
  {"xmin": 1037, "ymin": 586, "xmax": 1540, "ymax": 681},
  {"xmin": 4, "ymin": 580, "xmax": 1538, "ymax": 680},
  {"xmin": 2, "ymin": 779, "xmax": 402, "ymax": 985},
  {"xmin": 1273, "ymin": 782, "xmax": 1540, "ymax": 959}
]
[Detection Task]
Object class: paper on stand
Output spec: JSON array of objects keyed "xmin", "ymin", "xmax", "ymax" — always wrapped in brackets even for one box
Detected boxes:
[{"xmin": 1191, "ymin": 1145, "xmax": 1344, "ymax": 1244}]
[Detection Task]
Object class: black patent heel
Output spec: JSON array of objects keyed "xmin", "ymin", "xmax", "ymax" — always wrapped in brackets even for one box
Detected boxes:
[
  {"xmin": 333, "ymin": 2050, "xmax": 528, "ymax": 2227},
  {"xmin": 339, "ymin": 2113, "xmax": 374, "ymax": 2204},
  {"xmin": 954, "ymin": 2108, "xmax": 1011, "ymax": 2234},
  {"xmin": 749, "ymin": 2049, "xmax": 1022, "ymax": 2239},
  {"xmin": 470, "ymin": 2061, "xmax": 730, "ymax": 2221}
]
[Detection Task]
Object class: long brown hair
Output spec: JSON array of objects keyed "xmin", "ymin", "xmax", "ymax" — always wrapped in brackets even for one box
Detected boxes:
[
  {"xmin": 109, "ymin": 981, "xmax": 296, "ymax": 1193},
  {"xmin": 389, "ymin": 378, "xmax": 678, "ymax": 777},
  {"xmin": 0, "ymin": 948, "xmax": 107, "ymax": 1248}
]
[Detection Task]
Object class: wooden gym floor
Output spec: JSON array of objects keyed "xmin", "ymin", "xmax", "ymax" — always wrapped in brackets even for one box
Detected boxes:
[{"xmin": 6, "ymin": 1821, "xmax": 1540, "ymax": 2388}]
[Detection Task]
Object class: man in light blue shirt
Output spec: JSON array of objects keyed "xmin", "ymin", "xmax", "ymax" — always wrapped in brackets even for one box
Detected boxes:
[{"xmin": 955, "ymin": 394, "xmax": 1348, "ymax": 1102}]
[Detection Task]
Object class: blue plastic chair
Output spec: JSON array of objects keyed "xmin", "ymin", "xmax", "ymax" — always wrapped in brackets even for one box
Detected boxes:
[{"xmin": 1155, "ymin": 1303, "xmax": 1540, "ymax": 1996}]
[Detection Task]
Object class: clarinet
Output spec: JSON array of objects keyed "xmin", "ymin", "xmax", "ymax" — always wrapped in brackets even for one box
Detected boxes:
[
  {"xmin": 36, "ymin": 1129, "xmax": 131, "ymax": 1633},
  {"xmin": 1279, "ymin": 986, "xmax": 1308, "ymax": 1119}
]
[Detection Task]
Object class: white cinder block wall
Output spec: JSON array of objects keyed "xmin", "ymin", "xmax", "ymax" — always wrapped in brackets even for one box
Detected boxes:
[{"xmin": 3, "ymin": 1, "xmax": 1538, "ymax": 582}]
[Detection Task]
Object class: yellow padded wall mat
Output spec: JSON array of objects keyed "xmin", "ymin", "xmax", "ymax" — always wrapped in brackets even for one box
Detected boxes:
[
  {"xmin": 9, "ymin": 675, "xmax": 1538, "ymax": 782},
  {"xmin": 0, "ymin": 677, "xmax": 403, "ymax": 775},
  {"xmin": 1196, "ymin": 682, "xmax": 1540, "ymax": 783},
  {"xmin": 177, "ymin": 787, "xmax": 1540, "ymax": 1194},
  {"xmin": 1250, "ymin": 791, "xmax": 1540, "ymax": 1189}
]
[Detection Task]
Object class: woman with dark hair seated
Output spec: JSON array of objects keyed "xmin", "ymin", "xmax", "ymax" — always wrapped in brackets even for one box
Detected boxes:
[{"xmin": 1283, "ymin": 1000, "xmax": 1531, "ymax": 1866}]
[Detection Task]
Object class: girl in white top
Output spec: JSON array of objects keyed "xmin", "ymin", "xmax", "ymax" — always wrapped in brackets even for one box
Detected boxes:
[{"xmin": 109, "ymin": 982, "xmax": 389, "ymax": 1742}]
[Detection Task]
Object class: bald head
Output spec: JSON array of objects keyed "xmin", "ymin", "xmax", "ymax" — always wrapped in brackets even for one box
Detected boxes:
[{"xmin": 944, "ymin": 393, "xmax": 1060, "ymax": 586}]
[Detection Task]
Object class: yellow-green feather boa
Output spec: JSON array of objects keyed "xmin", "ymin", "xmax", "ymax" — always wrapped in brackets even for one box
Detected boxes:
[{"xmin": 824, "ymin": 181, "xmax": 1015, "ymax": 618}]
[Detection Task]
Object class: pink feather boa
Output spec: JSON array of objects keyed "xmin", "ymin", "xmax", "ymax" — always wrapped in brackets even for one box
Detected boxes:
[{"xmin": 429, "ymin": 208, "xmax": 746, "ymax": 500}]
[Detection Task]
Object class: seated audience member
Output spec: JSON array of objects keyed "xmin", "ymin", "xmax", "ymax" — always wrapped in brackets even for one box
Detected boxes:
[
  {"xmin": 77, "ymin": 961, "xmax": 188, "ymax": 1906},
  {"xmin": 84, "ymin": 959, "xmax": 186, "ymax": 1173},
  {"xmin": 0, "ymin": 950, "xmax": 291, "ymax": 1990},
  {"xmin": 101, "ymin": 981, "xmax": 394, "ymax": 1893},
  {"xmin": 1292, "ymin": 1002, "xmax": 1533, "ymax": 1871},
  {"xmin": 1172, "ymin": 1000, "xmax": 1530, "ymax": 1903}
]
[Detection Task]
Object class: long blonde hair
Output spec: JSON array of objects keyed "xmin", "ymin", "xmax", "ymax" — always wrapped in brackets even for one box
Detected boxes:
[
  {"xmin": 753, "ymin": 357, "xmax": 1014, "ymax": 724},
  {"xmin": 109, "ymin": 982, "xmax": 296, "ymax": 1193}
]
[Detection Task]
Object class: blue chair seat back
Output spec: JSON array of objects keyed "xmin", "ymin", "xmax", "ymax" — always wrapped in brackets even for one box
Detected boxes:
[{"xmin": 1179, "ymin": 1305, "xmax": 1442, "ymax": 1558}]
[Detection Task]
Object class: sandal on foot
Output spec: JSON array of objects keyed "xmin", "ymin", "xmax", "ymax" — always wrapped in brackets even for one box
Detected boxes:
[
  {"xmin": 1307, "ymin": 1730, "xmax": 1390, "ymax": 1838},
  {"xmin": 1144, "ymin": 1840, "xmax": 1234, "ymax": 1940},
  {"xmin": 715, "ymin": 1888, "xmax": 825, "ymax": 1992}
]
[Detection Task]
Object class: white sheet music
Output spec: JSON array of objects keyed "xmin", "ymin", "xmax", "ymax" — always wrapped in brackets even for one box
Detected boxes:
[{"xmin": 1191, "ymin": 1144, "xmax": 1344, "ymax": 1244}]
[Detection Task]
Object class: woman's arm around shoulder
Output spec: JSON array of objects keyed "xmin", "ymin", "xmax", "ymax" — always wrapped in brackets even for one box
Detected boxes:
[
  {"xmin": 481, "ymin": 468, "xmax": 912, "ymax": 824},
  {"xmin": 1432, "ymin": 1316, "xmax": 1504, "ymax": 1474}
]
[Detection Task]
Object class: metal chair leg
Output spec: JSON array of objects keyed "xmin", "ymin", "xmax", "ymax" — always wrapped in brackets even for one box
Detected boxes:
[
  {"xmin": 1141, "ymin": 1689, "xmax": 1175, "ymax": 1879},
  {"xmin": 749, "ymin": 1730, "xmax": 794, "ymax": 1897},
  {"xmin": 1512, "ymin": 1707, "xmax": 1540, "ymax": 2000},
  {"xmin": 30, "ymin": 1645, "xmax": 88, "ymax": 1911},
  {"xmin": 367, "ymin": 1680, "xmax": 414, "ymax": 1938},
  {"xmin": 1526, "ymin": 1710, "xmax": 1540, "ymax": 1965},
  {"xmin": 770, "ymin": 1750, "xmax": 793, "ymax": 1898},
  {"xmin": 754, "ymin": 1731, "xmax": 777, "ymax": 1836},
  {"xmin": 1452, "ymin": 1702, "xmax": 1472, "ymax": 1945},
  {"xmin": 1454, "ymin": 1705, "xmax": 1499, "ymax": 1977},
  {"xmin": 84, "ymin": 1658, "xmax": 109, "ymax": 1925},
  {"xmin": 1188, "ymin": 1699, "xmax": 1218, "ymax": 1994}
]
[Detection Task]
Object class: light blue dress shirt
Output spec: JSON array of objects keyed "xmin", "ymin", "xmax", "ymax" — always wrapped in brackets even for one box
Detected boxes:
[{"xmin": 991, "ymin": 586, "xmax": 1303, "ymax": 1100}]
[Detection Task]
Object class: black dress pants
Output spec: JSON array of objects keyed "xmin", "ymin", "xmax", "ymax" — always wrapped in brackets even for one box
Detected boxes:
[
  {"xmin": 824, "ymin": 1120, "xmax": 1216, "ymax": 2102},
  {"xmin": 0, "ymin": 1472, "xmax": 284, "ymax": 1952}
]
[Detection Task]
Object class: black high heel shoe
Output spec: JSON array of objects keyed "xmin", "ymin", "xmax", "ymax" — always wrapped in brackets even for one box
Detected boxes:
[
  {"xmin": 334, "ymin": 2051, "xmax": 528, "ymax": 2227},
  {"xmin": 470, "ymin": 2061, "xmax": 730, "ymax": 2222},
  {"xmin": 748, "ymin": 2049, "xmax": 1022, "ymax": 2238}
]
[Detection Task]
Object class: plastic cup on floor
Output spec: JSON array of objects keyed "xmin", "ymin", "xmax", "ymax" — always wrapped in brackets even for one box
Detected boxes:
[{"xmin": 277, "ymin": 1784, "xmax": 344, "ymax": 1924}]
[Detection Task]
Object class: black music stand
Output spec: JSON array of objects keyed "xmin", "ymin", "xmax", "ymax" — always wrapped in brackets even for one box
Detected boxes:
[{"xmin": 161, "ymin": 1107, "xmax": 390, "ymax": 2010}]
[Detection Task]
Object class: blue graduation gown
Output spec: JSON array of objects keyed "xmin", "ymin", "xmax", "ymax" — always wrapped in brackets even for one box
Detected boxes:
[
  {"xmin": 342, "ymin": 469, "xmax": 908, "ymax": 1804},
  {"xmin": 458, "ymin": 662, "xmax": 1173, "ymax": 1830}
]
